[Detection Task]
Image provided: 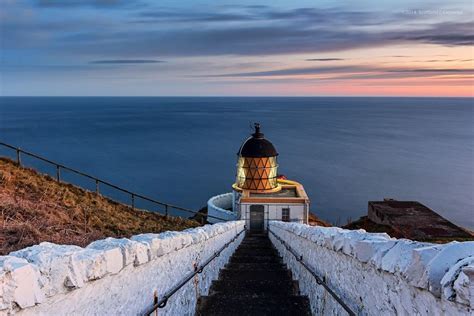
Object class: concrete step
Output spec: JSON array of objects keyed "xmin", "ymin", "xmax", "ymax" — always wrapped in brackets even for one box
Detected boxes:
[
  {"xmin": 238, "ymin": 241, "xmax": 273, "ymax": 246},
  {"xmin": 195, "ymin": 233, "xmax": 311, "ymax": 315},
  {"xmin": 196, "ymin": 295, "xmax": 312, "ymax": 316},
  {"xmin": 225, "ymin": 262, "xmax": 286, "ymax": 270},
  {"xmin": 219, "ymin": 268, "xmax": 292, "ymax": 281},
  {"xmin": 239, "ymin": 242, "xmax": 273, "ymax": 249},
  {"xmin": 238, "ymin": 243, "xmax": 273, "ymax": 248},
  {"xmin": 241, "ymin": 237, "xmax": 268, "ymax": 242},
  {"xmin": 232, "ymin": 248, "xmax": 277, "ymax": 256},
  {"xmin": 209, "ymin": 279, "xmax": 300, "ymax": 296},
  {"xmin": 229, "ymin": 255, "xmax": 282, "ymax": 263}
]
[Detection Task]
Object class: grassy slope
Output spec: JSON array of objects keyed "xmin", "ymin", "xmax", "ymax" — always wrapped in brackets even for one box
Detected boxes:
[
  {"xmin": 308, "ymin": 212, "xmax": 332, "ymax": 227},
  {"xmin": 0, "ymin": 158, "xmax": 199, "ymax": 255}
]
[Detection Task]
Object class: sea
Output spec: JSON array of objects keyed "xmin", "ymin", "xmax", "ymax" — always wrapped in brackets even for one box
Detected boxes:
[{"xmin": 0, "ymin": 97, "xmax": 473, "ymax": 229}]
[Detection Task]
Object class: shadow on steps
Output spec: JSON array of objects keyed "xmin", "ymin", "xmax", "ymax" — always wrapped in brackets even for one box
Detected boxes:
[{"xmin": 196, "ymin": 232, "xmax": 311, "ymax": 316}]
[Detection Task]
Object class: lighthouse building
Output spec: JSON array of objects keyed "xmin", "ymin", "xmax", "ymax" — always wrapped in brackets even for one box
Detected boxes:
[{"xmin": 208, "ymin": 123, "xmax": 310, "ymax": 230}]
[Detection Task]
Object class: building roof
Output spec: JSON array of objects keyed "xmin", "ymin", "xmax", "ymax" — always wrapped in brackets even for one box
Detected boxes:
[
  {"xmin": 237, "ymin": 123, "xmax": 278, "ymax": 158},
  {"xmin": 236, "ymin": 179, "xmax": 309, "ymax": 204},
  {"xmin": 368, "ymin": 200, "xmax": 473, "ymax": 239}
]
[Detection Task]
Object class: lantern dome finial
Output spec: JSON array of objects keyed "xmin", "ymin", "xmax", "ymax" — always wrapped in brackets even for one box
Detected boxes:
[
  {"xmin": 238, "ymin": 123, "xmax": 278, "ymax": 158},
  {"xmin": 253, "ymin": 123, "xmax": 263, "ymax": 138}
]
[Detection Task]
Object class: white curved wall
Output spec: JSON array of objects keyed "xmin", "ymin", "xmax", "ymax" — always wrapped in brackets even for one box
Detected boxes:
[
  {"xmin": 269, "ymin": 221, "xmax": 473, "ymax": 316},
  {"xmin": 207, "ymin": 193, "xmax": 238, "ymax": 223},
  {"xmin": 0, "ymin": 221, "xmax": 245, "ymax": 315}
]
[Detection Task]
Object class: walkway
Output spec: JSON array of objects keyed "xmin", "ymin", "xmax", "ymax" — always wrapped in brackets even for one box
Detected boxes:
[{"xmin": 196, "ymin": 232, "xmax": 311, "ymax": 315}]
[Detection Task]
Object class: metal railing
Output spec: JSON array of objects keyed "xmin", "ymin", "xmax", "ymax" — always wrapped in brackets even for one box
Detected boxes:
[
  {"xmin": 142, "ymin": 227, "xmax": 246, "ymax": 316},
  {"xmin": 268, "ymin": 229, "xmax": 357, "ymax": 316},
  {"xmin": 0, "ymin": 141, "xmax": 229, "ymax": 222}
]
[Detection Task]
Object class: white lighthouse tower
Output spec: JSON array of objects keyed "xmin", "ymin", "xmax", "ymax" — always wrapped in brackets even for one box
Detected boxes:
[{"xmin": 208, "ymin": 123, "xmax": 310, "ymax": 230}]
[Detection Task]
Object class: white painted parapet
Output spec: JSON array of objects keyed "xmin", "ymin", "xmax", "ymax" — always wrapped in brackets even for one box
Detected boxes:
[
  {"xmin": 207, "ymin": 193, "xmax": 238, "ymax": 223},
  {"xmin": 269, "ymin": 221, "xmax": 473, "ymax": 315},
  {"xmin": 0, "ymin": 220, "xmax": 245, "ymax": 315}
]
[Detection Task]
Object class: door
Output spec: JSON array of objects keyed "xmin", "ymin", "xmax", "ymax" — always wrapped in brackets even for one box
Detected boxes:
[{"xmin": 249, "ymin": 205, "xmax": 265, "ymax": 231}]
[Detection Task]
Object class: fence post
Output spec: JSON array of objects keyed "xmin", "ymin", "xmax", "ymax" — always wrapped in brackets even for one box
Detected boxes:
[
  {"xmin": 56, "ymin": 165, "xmax": 61, "ymax": 182},
  {"xmin": 131, "ymin": 194, "xmax": 135, "ymax": 210},
  {"xmin": 16, "ymin": 148, "xmax": 21, "ymax": 166},
  {"xmin": 165, "ymin": 205, "xmax": 169, "ymax": 217},
  {"xmin": 95, "ymin": 179, "xmax": 99, "ymax": 194}
]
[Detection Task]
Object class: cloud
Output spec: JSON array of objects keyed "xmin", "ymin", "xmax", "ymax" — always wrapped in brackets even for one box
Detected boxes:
[
  {"xmin": 59, "ymin": 26, "xmax": 391, "ymax": 57},
  {"xmin": 205, "ymin": 65, "xmax": 474, "ymax": 81},
  {"xmin": 306, "ymin": 58, "xmax": 345, "ymax": 61},
  {"xmin": 58, "ymin": 8, "xmax": 473, "ymax": 58},
  {"xmin": 137, "ymin": 11, "xmax": 255, "ymax": 23},
  {"xmin": 2, "ymin": 4, "xmax": 473, "ymax": 61},
  {"xmin": 395, "ymin": 22, "xmax": 474, "ymax": 46},
  {"xmin": 210, "ymin": 66, "xmax": 369, "ymax": 77},
  {"xmin": 90, "ymin": 59, "xmax": 164, "ymax": 64},
  {"xmin": 35, "ymin": 0, "xmax": 134, "ymax": 8}
]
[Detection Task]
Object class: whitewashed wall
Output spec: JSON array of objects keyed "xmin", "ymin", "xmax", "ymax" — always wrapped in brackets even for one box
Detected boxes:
[
  {"xmin": 207, "ymin": 193, "xmax": 238, "ymax": 223},
  {"xmin": 0, "ymin": 221, "xmax": 245, "ymax": 316},
  {"xmin": 269, "ymin": 221, "xmax": 473, "ymax": 316}
]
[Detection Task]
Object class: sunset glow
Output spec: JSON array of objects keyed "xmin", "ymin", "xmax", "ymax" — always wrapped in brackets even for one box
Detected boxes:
[{"xmin": 1, "ymin": 0, "xmax": 473, "ymax": 96}]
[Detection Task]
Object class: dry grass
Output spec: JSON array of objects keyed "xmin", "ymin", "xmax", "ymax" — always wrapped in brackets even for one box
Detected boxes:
[
  {"xmin": 308, "ymin": 212, "xmax": 331, "ymax": 227},
  {"xmin": 0, "ymin": 157, "xmax": 200, "ymax": 255}
]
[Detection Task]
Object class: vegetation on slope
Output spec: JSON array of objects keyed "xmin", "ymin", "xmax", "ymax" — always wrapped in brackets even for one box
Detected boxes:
[
  {"xmin": 0, "ymin": 157, "xmax": 199, "ymax": 255},
  {"xmin": 308, "ymin": 212, "xmax": 331, "ymax": 227}
]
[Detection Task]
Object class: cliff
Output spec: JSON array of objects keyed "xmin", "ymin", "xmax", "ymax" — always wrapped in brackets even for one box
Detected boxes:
[{"xmin": 0, "ymin": 157, "xmax": 199, "ymax": 255}]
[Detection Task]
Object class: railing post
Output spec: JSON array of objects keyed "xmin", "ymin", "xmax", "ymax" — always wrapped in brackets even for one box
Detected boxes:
[
  {"xmin": 16, "ymin": 148, "xmax": 21, "ymax": 166},
  {"xmin": 165, "ymin": 205, "xmax": 169, "ymax": 217},
  {"xmin": 56, "ymin": 165, "xmax": 61, "ymax": 182},
  {"xmin": 153, "ymin": 291, "xmax": 158, "ymax": 316},
  {"xmin": 95, "ymin": 179, "xmax": 99, "ymax": 194},
  {"xmin": 131, "ymin": 194, "xmax": 135, "ymax": 210}
]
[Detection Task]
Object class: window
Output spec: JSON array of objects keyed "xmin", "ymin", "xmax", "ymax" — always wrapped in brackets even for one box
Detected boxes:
[{"xmin": 282, "ymin": 208, "xmax": 290, "ymax": 222}]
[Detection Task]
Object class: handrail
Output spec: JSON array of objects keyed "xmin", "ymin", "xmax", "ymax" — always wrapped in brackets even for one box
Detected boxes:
[
  {"xmin": 0, "ymin": 141, "xmax": 229, "ymax": 222},
  {"xmin": 268, "ymin": 229, "xmax": 357, "ymax": 316},
  {"xmin": 141, "ymin": 227, "xmax": 246, "ymax": 316}
]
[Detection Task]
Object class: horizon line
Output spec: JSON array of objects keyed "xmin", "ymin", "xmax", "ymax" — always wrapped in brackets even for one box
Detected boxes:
[{"xmin": 1, "ymin": 95, "xmax": 473, "ymax": 98}]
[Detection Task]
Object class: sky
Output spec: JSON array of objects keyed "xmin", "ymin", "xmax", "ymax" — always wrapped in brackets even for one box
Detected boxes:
[{"xmin": 0, "ymin": 0, "xmax": 473, "ymax": 96}]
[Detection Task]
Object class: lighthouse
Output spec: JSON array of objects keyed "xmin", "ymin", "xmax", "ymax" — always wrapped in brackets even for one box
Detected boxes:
[{"xmin": 207, "ymin": 123, "xmax": 310, "ymax": 230}]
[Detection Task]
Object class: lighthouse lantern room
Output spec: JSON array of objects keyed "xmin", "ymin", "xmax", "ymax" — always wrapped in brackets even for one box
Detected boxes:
[{"xmin": 207, "ymin": 123, "xmax": 310, "ymax": 230}]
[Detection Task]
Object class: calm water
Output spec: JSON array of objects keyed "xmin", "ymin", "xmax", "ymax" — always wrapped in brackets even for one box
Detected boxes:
[{"xmin": 0, "ymin": 97, "xmax": 473, "ymax": 229}]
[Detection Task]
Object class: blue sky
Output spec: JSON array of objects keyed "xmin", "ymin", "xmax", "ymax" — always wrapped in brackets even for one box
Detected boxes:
[{"xmin": 0, "ymin": 0, "xmax": 473, "ymax": 96}]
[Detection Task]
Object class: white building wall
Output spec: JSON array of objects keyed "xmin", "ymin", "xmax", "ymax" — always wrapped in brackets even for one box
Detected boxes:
[
  {"xmin": 240, "ymin": 203, "xmax": 306, "ymax": 229},
  {"xmin": 0, "ymin": 221, "xmax": 245, "ymax": 316},
  {"xmin": 269, "ymin": 221, "xmax": 474, "ymax": 316}
]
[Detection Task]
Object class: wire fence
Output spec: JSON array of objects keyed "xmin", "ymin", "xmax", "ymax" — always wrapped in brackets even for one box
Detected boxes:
[{"xmin": 0, "ymin": 141, "xmax": 229, "ymax": 222}]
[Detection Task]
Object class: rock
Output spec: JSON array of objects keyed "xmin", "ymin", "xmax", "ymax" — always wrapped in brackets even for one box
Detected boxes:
[
  {"xmin": 0, "ymin": 256, "xmax": 44, "ymax": 309},
  {"xmin": 440, "ymin": 257, "xmax": 474, "ymax": 304},
  {"xmin": 453, "ymin": 264, "xmax": 474, "ymax": 307},
  {"xmin": 354, "ymin": 239, "xmax": 397, "ymax": 264},
  {"xmin": 402, "ymin": 245, "xmax": 443, "ymax": 288},
  {"xmin": 422, "ymin": 241, "xmax": 474, "ymax": 297},
  {"xmin": 380, "ymin": 240, "xmax": 431, "ymax": 274},
  {"xmin": 9, "ymin": 242, "xmax": 83, "ymax": 296},
  {"xmin": 87, "ymin": 237, "xmax": 149, "ymax": 267}
]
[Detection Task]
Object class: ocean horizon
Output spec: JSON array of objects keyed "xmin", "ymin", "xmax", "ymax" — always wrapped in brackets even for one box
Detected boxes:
[{"xmin": 1, "ymin": 96, "xmax": 473, "ymax": 229}]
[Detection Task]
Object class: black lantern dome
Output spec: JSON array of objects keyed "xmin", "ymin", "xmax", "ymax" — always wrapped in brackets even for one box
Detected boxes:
[
  {"xmin": 238, "ymin": 123, "xmax": 278, "ymax": 158},
  {"xmin": 235, "ymin": 123, "xmax": 279, "ymax": 191}
]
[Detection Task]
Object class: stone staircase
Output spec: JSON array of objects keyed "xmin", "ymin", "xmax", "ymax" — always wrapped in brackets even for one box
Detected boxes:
[{"xmin": 196, "ymin": 232, "xmax": 311, "ymax": 315}]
